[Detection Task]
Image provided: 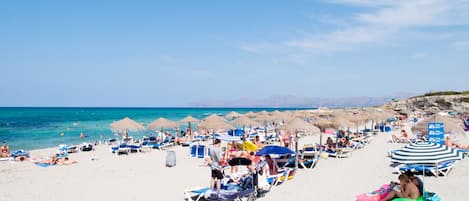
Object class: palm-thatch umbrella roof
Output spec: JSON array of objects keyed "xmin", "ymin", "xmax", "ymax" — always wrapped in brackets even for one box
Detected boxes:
[
  {"xmin": 110, "ymin": 117, "xmax": 145, "ymax": 133},
  {"xmin": 257, "ymin": 110, "xmax": 269, "ymax": 115},
  {"xmin": 331, "ymin": 116, "xmax": 355, "ymax": 129},
  {"xmin": 270, "ymin": 111, "xmax": 293, "ymax": 122},
  {"xmin": 230, "ymin": 116, "xmax": 261, "ymax": 127},
  {"xmin": 313, "ymin": 119, "xmax": 338, "ymax": 131},
  {"xmin": 411, "ymin": 115, "xmax": 465, "ymax": 136},
  {"xmin": 244, "ymin": 111, "xmax": 257, "ymax": 118},
  {"xmin": 254, "ymin": 114, "xmax": 272, "ymax": 122},
  {"xmin": 179, "ymin": 115, "xmax": 200, "ymax": 124},
  {"xmin": 284, "ymin": 118, "xmax": 320, "ymax": 134},
  {"xmin": 147, "ymin": 117, "xmax": 178, "ymax": 130},
  {"xmin": 225, "ymin": 111, "xmax": 243, "ymax": 120},
  {"xmin": 197, "ymin": 114, "xmax": 234, "ymax": 130}
]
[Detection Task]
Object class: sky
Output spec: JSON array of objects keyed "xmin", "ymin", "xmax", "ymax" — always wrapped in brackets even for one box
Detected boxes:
[{"xmin": 1, "ymin": 0, "xmax": 468, "ymax": 107}]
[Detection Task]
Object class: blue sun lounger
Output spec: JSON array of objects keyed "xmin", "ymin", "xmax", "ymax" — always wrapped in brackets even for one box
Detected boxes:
[
  {"xmin": 397, "ymin": 160, "xmax": 456, "ymax": 176},
  {"xmin": 184, "ymin": 187, "xmax": 211, "ymax": 201}
]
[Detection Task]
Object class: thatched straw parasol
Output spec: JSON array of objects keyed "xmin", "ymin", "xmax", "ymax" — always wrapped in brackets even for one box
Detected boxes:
[
  {"xmin": 412, "ymin": 115, "xmax": 464, "ymax": 136},
  {"xmin": 225, "ymin": 111, "xmax": 242, "ymax": 120},
  {"xmin": 244, "ymin": 111, "xmax": 257, "ymax": 118},
  {"xmin": 254, "ymin": 113, "xmax": 273, "ymax": 122},
  {"xmin": 230, "ymin": 116, "xmax": 261, "ymax": 128},
  {"xmin": 284, "ymin": 118, "xmax": 320, "ymax": 134},
  {"xmin": 284, "ymin": 118, "xmax": 320, "ymax": 168},
  {"xmin": 330, "ymin": 116, "xmax": 354, "ymax": 129},
  {"xmin": 147, "ymin": 117, "xmax": 178, "ymax": 130},
  {"xmin": 197, "ymin": 114, "xmax": 234, "ymax": 130},
  {"xmin": 257, "ymin": 110, "xmax": 269, "ymax": 115},
  {"xmin": 270, "ymin": 111, "xmax": 293, "ymax": 122},
  {"xmin": 313, "ymin": 119, "xmax": 338, "ymax": 131},
  {"xmin": 180, "ymin": 115, "xmax": 200, "ymax": 124},
  {"xmin": 110, "ymin": 117, "xmax": 144, "ymax": 133},
  {"xmin": 179, "ymin": 115, "xmax": 200, "ymax": 136}
]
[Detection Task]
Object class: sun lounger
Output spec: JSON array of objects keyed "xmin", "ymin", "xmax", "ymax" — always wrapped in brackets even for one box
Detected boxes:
[
  {"xmin": 80, "ymin": 143, "xmax": 94, "ymax": 152},
  {"xmin": 184, "ymin": 187, "xmax": 211, "ymax": 201},
  {"xmin": 111, "ymin": 144, "xmax": 131, "ymax": 155},
  {"xmin": 397, "ymin": 160, "xmax": 457, "ymax": 176},
  {"xmin": 325, "ymin": 149, "xmax": 352, "ymax": 158},
  {"xmin": 10, "ymin": 149, "xmax": 30, "ymax": 158}
]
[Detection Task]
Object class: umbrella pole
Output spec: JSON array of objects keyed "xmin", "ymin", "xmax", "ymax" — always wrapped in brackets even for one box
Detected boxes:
[
  {"xmin": 188, "ymin": 122, "xmax": 192, "ymax": 138},
  {"xmin": 243, "ymin": 125, "xmax": 246, "ymax": 151},
  {"xmin": 295, "ymin": 131, "xmax": 299, "ymax": 169}
]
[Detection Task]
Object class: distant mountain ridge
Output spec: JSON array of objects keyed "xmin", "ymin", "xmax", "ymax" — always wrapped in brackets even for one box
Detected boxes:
[{"xmin": 188, "ymin": 93, "xmax": 415, "ymax": 108}]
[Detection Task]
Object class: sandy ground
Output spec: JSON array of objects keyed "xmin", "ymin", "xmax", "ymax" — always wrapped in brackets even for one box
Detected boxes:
[{"xmin": 1, "ymin": 128, "xmax": 468, "ymax": 201}]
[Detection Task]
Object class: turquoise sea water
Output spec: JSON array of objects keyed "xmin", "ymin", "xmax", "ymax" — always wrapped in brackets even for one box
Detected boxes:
[{"xmin": 0, "ymin": 107, "xmax": 310, "ymax": 150}]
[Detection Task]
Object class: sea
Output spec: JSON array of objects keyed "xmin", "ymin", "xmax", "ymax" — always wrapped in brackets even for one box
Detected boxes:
[{"xmin": 0, "ymin": 107, "xmax": 311, "ymax": 150}]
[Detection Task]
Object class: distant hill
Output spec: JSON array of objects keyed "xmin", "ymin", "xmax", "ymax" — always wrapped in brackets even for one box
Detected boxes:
[
  {"xmin": 188, "ymin": 93, "xmax": 415, "ymax": 108},
  {"xmin": 386, "ymin": 91, "xmax": 469, "ymax": 115}
]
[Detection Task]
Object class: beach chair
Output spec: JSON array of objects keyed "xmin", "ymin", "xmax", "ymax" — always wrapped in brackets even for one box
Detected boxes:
[
  {"xmin": 197, "ymin": 145, "xmax": 206, "ymax": 158},
  {"xmin": 80, "ymin": 143, "xmax": 94, "ymax": 152},
  {"xmin": 189, "ymin": 145, "xmax": 197, "ymax": 158},
  {"xmin": 184, "ymin": 187, "xmax": 211, "ymax": 201},
  {"xmin": 326, "ymin": 148, "xmax": 352, "ymax": 158},
  {"xmin": 127, "ymin": 144, "xmax": 142, "ymax": 153},
  {"xmin": 10, "ymin": 149, "xmax": 30, "ymax": 158},
  {"xmin": 397, "ymin": 161, "xmax": 457, "ymax": 177},
  {"xmin": 111, "ymin": 144, "xmax": 130, "ymax": 155},
  {"xmin": 107, "ymin": 138, "xmax": 118, "ymax": 145}
]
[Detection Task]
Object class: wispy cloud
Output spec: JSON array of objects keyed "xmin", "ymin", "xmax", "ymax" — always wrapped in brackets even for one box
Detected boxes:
[
  {"xmin": 285, "ymin": 0, "xmax": 469, "ymax": 52},
  {"xmin": 240, "ymin": 42, "xmax": 274, "ymax": 53},
  {"xmin": 450, "ymin": 40, "xmax": 469, "ymax": 49}
]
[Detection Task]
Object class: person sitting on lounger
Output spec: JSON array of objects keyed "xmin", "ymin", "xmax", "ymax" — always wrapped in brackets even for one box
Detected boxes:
[
  {"xmin": 382, "ymin": 173, "xmax": 420, "ymax": 201},
  {"xmin": 1, "ymin": 141, "xmax": 10, "ymax": 158},
  {"xmin": 326, "ymin": 137, "xmax": 335, "ymax": 151}
]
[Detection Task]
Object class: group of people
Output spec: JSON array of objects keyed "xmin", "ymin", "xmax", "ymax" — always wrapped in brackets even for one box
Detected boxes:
[{"xmin": 206, "ymin": 138, "xmax": 281, "ymax": 194}]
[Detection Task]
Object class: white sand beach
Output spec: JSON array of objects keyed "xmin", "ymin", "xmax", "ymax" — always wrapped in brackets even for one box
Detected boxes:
[{"xmin": 1, "ymin": 128, "xmax": 468, "ymax": 201}]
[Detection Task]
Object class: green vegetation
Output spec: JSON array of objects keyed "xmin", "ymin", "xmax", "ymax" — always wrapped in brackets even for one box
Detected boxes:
[{"xmin": 412, "ymin": 91, "xmax": 469, "ymax": 98}]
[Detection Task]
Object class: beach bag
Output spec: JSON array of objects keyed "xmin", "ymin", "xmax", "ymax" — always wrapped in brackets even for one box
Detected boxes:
[
  {"xmin": 165, "ymin": 150, "xmax": 176, "ymax": 167},
  {"xmin": 424, "ymin": 192, "xmax": 440, "ymax": 201},
  {"xmin": 356, "ymin": 184, "xmax": 391, "ymax": 201}
]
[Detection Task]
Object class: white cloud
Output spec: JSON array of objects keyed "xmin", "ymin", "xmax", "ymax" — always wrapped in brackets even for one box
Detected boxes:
[{"xmin": 285, "ymin": 0, "xmax": 469, "ymax": 52}]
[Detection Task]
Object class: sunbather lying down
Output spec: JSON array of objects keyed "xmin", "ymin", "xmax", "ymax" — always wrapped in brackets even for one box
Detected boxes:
[{"xmin": 34, "ymin": 154, "xmax": 78, "ymax": 166}]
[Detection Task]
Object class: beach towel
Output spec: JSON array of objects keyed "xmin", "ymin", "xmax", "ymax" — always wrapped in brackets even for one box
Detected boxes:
[
  {"xmin": 356, "ymin": 184, "xmax": 390, "ymax": 201},
  {"xmin": 392, "ymin": 196, "xmax": 424, "ymax": 201},
  {"xmin": 35, "ymin": 163, "xmax": 55, "ymax": 168}
]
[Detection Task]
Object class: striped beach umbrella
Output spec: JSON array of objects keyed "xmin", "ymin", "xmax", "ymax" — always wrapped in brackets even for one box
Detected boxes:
[{"xmin": 391, "ymin": 143, "xmax": 464, "ymax": 164}]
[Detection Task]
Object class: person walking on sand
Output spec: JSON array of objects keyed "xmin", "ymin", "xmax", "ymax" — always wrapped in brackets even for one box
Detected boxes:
[{"xmin": 208, "ymin": 139, "xmax": 224, "ymax": 193}]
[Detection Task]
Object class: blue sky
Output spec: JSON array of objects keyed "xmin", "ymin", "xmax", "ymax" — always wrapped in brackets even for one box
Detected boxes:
[{"xmin": 1, "ymin": 0, "xmax": 468, "ymax": 106}]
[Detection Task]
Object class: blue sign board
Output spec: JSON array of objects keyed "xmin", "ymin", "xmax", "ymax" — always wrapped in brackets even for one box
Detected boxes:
[{"xmin": 428, "ymin": 122, "xmax": 444, "ymax": 145}]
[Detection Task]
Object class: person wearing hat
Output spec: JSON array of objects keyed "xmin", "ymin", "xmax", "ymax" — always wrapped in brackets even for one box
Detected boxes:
[{"xmin": 1, "ymin": 141, "xmax": 10, "ymax": 158}]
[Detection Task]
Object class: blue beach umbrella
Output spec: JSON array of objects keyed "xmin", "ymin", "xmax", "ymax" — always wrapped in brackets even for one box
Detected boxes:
[
  {"xmin": 391, "ymin": 143, "xmax": 464, "ymax": 164},
  {"xmin": 255, "ymin": 145, "xmax": 295, "ymax": 156}
]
